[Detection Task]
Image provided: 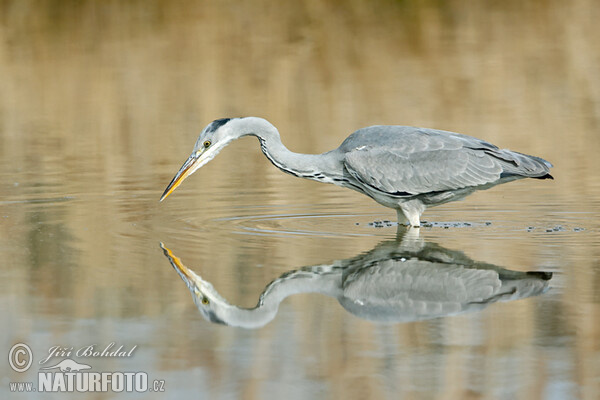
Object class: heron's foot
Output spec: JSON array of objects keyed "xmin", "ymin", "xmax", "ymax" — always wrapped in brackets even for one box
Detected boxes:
[
  {"xmin": 399, "ymin": 221, "xmax": 420, "ymax": 227},
  {"xmin": 403, "ymin": 213, "xmax": 421, "ymax": 228},
  {"xmin": 397, "ymin": 219, "xmax": 418, "ymax": 228},
  {"xmin": 396, "ymin": 209, "xmax": 410, "ymax": 226},
  {"xmin": 397, "ymin": 201, "xmax": 424, "ymax": 228},
  {"xmin": 396, "ymin": 221, "xmax": 420, "ymax": 240}
]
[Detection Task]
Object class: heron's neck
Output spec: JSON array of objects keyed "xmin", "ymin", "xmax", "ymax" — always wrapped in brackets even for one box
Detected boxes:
[
  {"xmin": 214, "ymin": 265, "xmax": 343, "ymax": 329},
  {"xmin": 239, "ymin": 118, "xmax": 340, "ymax": 180}
]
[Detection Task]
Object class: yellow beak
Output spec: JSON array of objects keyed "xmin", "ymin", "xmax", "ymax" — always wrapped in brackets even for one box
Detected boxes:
[{"xmin": 159, "ymin": 153, "xmax": 200, "ymax": 202}]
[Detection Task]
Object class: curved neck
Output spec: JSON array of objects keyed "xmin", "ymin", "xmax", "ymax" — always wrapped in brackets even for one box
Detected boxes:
[
  {"xmin": 211, "ymin": 265, "xmax": 343, "ymax": 329},
  {"xmin": 231, "ymin": 117, "xmax": 341, "ymax": 179}
]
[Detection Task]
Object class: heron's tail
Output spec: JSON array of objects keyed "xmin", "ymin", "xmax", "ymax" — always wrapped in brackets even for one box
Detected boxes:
[
  {"xmin": 493, "ymin": 149, "xmax": 554, "ymax": 180},
  {"xmin": 525, "ymin": 271, "xmax": 553, "ymax": 280}
]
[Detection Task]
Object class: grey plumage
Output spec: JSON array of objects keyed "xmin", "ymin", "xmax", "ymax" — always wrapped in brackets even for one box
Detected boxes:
[
  {"xmin": 161, "ymin": 117, "xmax": 553, "ymax": 226},
  {"xmin": 341, "ymin": 126, "xmax": 551, "ymax": 195}
]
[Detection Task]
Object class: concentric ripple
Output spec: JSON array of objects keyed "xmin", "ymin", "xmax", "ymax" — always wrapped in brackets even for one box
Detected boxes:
[{"xmin": 179, "ymin": 203, "xmax": 392, "ymax": 238}]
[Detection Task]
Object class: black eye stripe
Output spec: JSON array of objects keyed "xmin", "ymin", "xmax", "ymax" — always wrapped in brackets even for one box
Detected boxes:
[{"xmin": 207, "ymin": 118, "xmax": 231, "ymax": 133}]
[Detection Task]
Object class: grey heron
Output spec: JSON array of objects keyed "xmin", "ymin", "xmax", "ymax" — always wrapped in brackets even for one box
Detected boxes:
[
  {"xmin": 160, "ymin": 237, "xmax": 552, "ymax": 328},
  {"xmin": 160, "ymin": 117, "xmax": 553, "ymax": 226}
]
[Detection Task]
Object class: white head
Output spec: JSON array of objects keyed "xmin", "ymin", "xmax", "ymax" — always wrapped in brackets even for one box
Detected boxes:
[{"xmin": 160, "ymin": 117, "xmax": 275, "ymax": 201}]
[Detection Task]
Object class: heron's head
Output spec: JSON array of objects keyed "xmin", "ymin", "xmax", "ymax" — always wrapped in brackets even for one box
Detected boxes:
[
  {"xmin": 160, "ymin": 243, "xmax": 230, "ymax": 325},
  {"xmin": 160, "ymin": 117, "xmax": 240, "ymax": 202},
  {"xmin": 160, "ymin": 117, "xmax": 277, "ymax": 201}
]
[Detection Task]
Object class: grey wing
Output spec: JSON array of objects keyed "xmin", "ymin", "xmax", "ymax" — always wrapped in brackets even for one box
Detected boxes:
[
  {"xmin": 345, "ymin": 146, "xmax": 501, "ymax": 195},
  {"xmin": 343, "ymin": 127, "xmax": 551, "ymax": 195}
]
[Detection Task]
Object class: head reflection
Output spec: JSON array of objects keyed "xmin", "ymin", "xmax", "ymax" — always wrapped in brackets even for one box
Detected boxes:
[{"xmin": 160, "ymin": 234, "xmax": 551, "ymax": 329}]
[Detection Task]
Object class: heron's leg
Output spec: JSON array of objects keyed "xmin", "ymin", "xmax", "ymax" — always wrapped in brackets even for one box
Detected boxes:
[
  {"xmin": 399, "ymin": 200, "xmax": 425, "ymax": 227},
  {"xmin": 397, "ymin": 208, "xmax": 420, "ymax": 227},
  {"xmin": 396, "ymin": 209, "xmax": 409, "ymax": 226},
  {"xmin": 405, "ymin": 211, "xmax": 420, "ymax": 227}
]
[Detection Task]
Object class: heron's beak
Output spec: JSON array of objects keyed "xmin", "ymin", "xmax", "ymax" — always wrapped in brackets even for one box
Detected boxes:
[
  {"xmin": 160, "ymin": 242, "xmax": 201, "ymax": 290},
  {"xmin": 159, "ymin": 152, "xmax": 203, "ymax": 202}
]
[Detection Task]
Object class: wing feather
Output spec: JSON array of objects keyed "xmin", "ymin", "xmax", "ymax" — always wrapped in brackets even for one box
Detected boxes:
[
  {"xmin": 347, "ymin": 149, "xmax": 503, "ymax": 195},
  {"xmin": 340, "ymin": 126, "xmax": 552, "ymax": 196},
  {"xmin": 343, "ymin": 132, "xmax": 503, "ymax": 195}
]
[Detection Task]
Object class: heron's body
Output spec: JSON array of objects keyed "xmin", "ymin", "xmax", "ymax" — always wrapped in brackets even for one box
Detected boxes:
[{"xmin": 161, "ymin": 117, "xmax": 552, "ymax": 226}]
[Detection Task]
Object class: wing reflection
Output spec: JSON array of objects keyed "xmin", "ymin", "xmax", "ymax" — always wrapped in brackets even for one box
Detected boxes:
[{"xmin": 160, "ymin": 234, "xmax": 551, "ymax": 329}]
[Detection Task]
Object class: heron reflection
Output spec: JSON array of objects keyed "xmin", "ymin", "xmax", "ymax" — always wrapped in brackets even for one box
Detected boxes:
[{"xmin": 160, "ymin": 236, "xmax": 551, "ymax": 329}]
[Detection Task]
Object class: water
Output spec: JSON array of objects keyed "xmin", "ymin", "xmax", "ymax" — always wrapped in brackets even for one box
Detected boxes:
[{"xmin": 1, "ymin": 1, "xmax": 599, "ymax": 399}]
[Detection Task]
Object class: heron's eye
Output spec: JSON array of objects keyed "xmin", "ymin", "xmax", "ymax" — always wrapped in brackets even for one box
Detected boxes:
[
  {"xmin": 201, "ymin": 297, "xmax": 210, "ymax": 305},
  {"xmin": 203, "ymin": 140, "xmax": 211, "ymax": 148}
]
